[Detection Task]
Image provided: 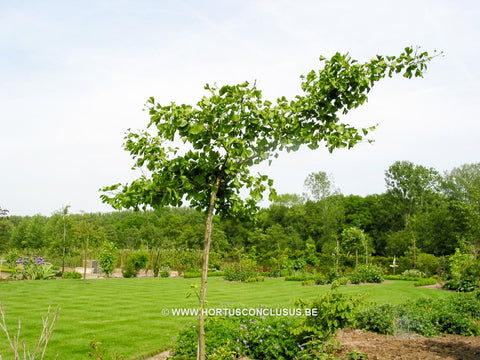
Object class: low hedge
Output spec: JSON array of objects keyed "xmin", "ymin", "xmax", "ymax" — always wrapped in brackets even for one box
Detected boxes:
[
  {"xmin": 413, "ymin": 277, "xmax": 437, "ymax": 287},
  {"xmin": 183, "ymin": 271, "xmax": 225, "ymax": 278}
]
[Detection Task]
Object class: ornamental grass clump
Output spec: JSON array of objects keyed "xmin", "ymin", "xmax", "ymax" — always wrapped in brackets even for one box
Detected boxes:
[{"xmin": 0, "ymin": 304, "xmax": 59, "ymax": 360}]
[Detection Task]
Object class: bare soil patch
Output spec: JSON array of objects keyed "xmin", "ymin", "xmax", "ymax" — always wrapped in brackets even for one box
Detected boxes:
[
  {"xmin": 144, "ymin": 350, "xmax": 170, "ymax": 360},
  {"xmin": 336, "ymin": 329, "xmax": 480, "ymax": 360}
]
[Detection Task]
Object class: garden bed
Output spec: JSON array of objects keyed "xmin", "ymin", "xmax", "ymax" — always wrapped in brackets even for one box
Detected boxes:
[{"xmin": 336, "ymin": 328, "xmax": 480, "ymax": 360}]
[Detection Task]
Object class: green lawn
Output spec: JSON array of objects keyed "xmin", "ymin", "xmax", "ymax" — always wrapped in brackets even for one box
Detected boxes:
[{"xmin": 0, "ymin": 278, "xmax": 450, "ymax": 360}]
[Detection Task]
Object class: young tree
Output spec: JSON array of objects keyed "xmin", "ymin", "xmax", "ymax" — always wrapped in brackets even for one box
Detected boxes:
[
  {"xmin": 43, "ymin": 206, "xmax": 72, "ymax": 272},
  {"xmin": 98, "ymin": 241, "xmax": 117, "ymax": 277},
  {"xmin": 341, "ymin": 226, "xmax": 367, "ymax": 266},
  {"xmin": 101, "ymin": 47, "xmax": 436, "ymax": 360},
  {"xmin": 304, "ymin": 171, "xmax": 342, "ymax": 248},
  {"xmin": 61, "ymin": 205, "xmax": 70, "ymax": 273}
]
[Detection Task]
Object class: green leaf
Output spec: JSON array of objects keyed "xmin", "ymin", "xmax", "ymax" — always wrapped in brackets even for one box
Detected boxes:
[{"xmin": 189, "ymin": 124, "xmax": 204, "ymax": 135}]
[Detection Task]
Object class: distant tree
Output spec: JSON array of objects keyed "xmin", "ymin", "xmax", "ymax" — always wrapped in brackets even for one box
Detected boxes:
[
  {"xmin": 341, "ymin": 195, "xmax": 375, "ymax": 230},
  {"xmin": 9, "ymin": 217, "xmax": 28, "ymax": 249},
  {"xmin": 24, "ymin": 215, "xmax": 47, "ymax": 249},
  {"xmin": 385, "ymin": 160, "xmax": 441, "ymax": 227},
  {"xmin": 304, "ymin": 172, "xmax": 338, "ymax": 202},
  {"xmin": 442, "ymin": 163, "xmax": 480, "ymax": 211},
  {"xmin": 101, "ymin": 48, "xmax": 436, "ymax": 360},
  {"xmin": 273, "ymin": 193, "xmax": 305, "ymax": 207},
  {"xmin": 0, "ymin": 206, "xmax": 8, "ymax": 218},
  {"xmin": 411, "ymin": 197, "xmax": 480, "ymax": 255},
  {"xmin": 304, "ymin": 171, "xmax": 343, "ymax": 249},
  {"xmin": 0, "ymin": 206, "xmax": 11, "ymax": 252},
  {"xmin": 385, "ymin": 229, "xmax": 410, "ymax": 257}
]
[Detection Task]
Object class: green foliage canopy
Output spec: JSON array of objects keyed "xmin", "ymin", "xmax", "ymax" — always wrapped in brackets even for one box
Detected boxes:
[
  {"xmin": 101, "ymin": 47, "xmax": 436, "ymax": 218},
  {"xmin": 98, "ymin": 241, "xmax": 116, "ymax": 277},
  {"xmin": 385, "ymin": 160, "xmax": 441, "ymax": 226}
]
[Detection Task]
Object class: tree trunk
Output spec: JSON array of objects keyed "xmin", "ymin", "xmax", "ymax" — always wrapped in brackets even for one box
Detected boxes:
[
  {"xmin": 335, "ymin": 238, "xmax": 340, "ymax": 275},
  {"xmin": 83, "ymin": 236, "xmax": 89, "ymax": 283},
  {"xmin": 365, "ymin": 241, "xmax": 369, "ymax": 266},
  {"xmin": 197, "ymin": 177, "xmax": 220, "ymax": 360},
  {"xmin": 62, "ymin": 217, "xmax": 66, "ymax": 274}
]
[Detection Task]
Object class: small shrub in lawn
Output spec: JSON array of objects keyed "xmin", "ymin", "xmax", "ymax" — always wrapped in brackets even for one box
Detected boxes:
[
  {"xmin": 413, "ymin": 277, "xmax": 437, "ymax": 287},
  {"xmin": 207, "ymin": 271, "xmax": 225, "ymax": 277},
  {"xmin": 349, "ymin": 265, "xmax": 384, "ymax": 284},
  {"xmin": 160, "ymin": 270, "xmax": 170, "ymax": 278},
  {"xmin": 402, "ymin": 269, "xmax": 426, "ymax": 278},
  {"xmin": 385, "ymin": 274, "xmax": 417, "ymax": 281},
  {"xmin": 384, "ymin": 275, "xmax": 401, "ymax": 280},
  {"xmin": 98, "ymin": 242, "xmax": 116, "ymax": 278},
  {"xmin": 301, "ymin": 280, "xmax": 316, "ymax": 286},
  {"xmin": 223, "ymin": 266, "xmax": 258, "ymax": 282},
  {"xmin": 122, "ymin": 252, "xmax": 149, "ymax": 278},
  {"xmin": 314, "ymin": 275, "xmax": 328, "ymax": 285},
  {"xmin": 285, "ymin": 275, "xmax": 315, "ymax": 282},
  {"xmin": 244, "ymin": 276, "xmax": 264, "ymax": 283},
  {"xmin": 63, "ymin": 271, "xmax": 82, "ymax": 279},
  {"xmin": 183, "ymin": 271, "xmax": 201, "ymax": 278},
  {"xmin": 121, "ymin": 261, "xmax": 137, "ymax": 278},
  {"xmin": 327, "ymin": 269, "xmax": 344, "ymax": 284},
  {"xmin": 264, "ymin": 269, "xmax": 283, "ymax": 278}
]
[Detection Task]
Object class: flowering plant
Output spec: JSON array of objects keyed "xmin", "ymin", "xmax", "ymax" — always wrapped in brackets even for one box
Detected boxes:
[
  {"xmin": 172, "ymin": 313, "xmax": 304, "ymax": 359},
  {"xmin": 14, "ymin": 255, "xmax": 54, "ymax": 280}
]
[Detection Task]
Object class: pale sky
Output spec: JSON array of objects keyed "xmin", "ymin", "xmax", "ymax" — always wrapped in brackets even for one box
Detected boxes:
[{"xmin": 1, "ymin": 0, "xmax": 479, "ymax": 216}]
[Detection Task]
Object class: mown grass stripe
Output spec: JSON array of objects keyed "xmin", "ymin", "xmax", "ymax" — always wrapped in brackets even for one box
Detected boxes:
[{"xmin": 0, "ymin": 278, "xmax": 449, "ymax": 359}]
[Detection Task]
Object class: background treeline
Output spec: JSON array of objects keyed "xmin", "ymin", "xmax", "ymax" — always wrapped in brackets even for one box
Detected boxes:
[{"xmin": 1, "ymin": 161, "xmax": 479, "ymax": 270}]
